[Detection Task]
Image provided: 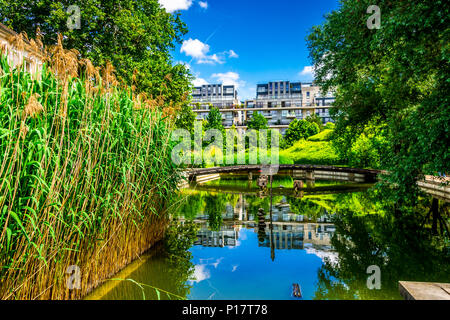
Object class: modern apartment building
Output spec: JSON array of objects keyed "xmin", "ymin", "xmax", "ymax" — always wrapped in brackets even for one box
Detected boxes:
[
  {"xmin": 191, "ymin": 84, "xmax": 241, "ymax": 127},
  {"xmin": 190, "ymin": 80, "xmax": 335, "ymax": 134},
  {"xmin": 243, "ymin": 81, "xmax": 334, "ymax": 134}
]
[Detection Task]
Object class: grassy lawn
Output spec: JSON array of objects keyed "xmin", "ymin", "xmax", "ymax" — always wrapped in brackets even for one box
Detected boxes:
[{"xmin": 280, "ymin": 129, "xmax": 343, "ymax": 165}]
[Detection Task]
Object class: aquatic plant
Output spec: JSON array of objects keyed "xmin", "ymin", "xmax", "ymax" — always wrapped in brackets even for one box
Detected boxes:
[{"xmin": 0, "ymin": 33, "xmax": 182, "ymax": 299}]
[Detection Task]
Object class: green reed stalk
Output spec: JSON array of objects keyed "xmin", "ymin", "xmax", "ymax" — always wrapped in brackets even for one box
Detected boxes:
[{"xmin": 0, "ymin": 54, "xmax": 181, "ymax": 299}]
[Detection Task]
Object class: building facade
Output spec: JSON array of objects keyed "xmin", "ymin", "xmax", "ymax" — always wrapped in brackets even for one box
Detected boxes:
[
  {"xmin": 191, "ymin": 84, "xmax": 241, "ymax": 127},
  {"xmin": 0, "ymin": 23, "xmax": 43, "ymax": 78},
  {"xmin": 190, "ymin": 80, "xmax": 335, "ymax": 135}
]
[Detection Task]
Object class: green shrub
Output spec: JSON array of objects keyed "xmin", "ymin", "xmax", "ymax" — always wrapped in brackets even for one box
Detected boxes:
[
  {"xmin": 307, "ymin": 129, "xmax": 333, "ymax": 142},
  {"xmin": 280, "ymin": 139, "xmax": 342, "ymax": 165},
  {"xmin": 284, "ymin": 119, "xmax": 320, "ymax": 148}
]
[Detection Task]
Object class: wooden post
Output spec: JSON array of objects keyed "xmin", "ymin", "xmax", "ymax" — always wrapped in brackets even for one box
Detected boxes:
[{"xmin": 306, "ymin": 170, "xmax": 315, "ymax": 181}]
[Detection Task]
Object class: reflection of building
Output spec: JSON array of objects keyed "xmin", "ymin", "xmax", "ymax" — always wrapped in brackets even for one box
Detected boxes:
[
  {"xmin": 258, "ymin": 222, "xmax": 334, "ymax": 250},
  {"xmin": 194, "ymin": 225, "xmax": 238, "ymax": 247},
  {"xmin": 261, "ymin": 225, "xmax": 304, "ymax": 249},
  {"xmin": 304, "ymin": 223, "xmax": 335, "ymax": 246},
  {"xmin": 180, "ymin": 194, "xmax": 335, "ymax": 250}
]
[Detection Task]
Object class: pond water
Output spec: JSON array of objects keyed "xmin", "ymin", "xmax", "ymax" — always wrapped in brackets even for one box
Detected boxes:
[{"xmin": 93, "ymin": 176, "xmax": 450, "ymax": 300}]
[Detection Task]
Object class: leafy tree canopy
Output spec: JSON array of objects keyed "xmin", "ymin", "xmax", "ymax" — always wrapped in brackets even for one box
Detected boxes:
[
  {"xmin": 205, "ymin": 107, "xmax": 224, "ymax": 132},
  {"xmin": 284, "ymin": 119, "xmax": 320, "ymax": 148},
  {"xmin": 175, "ymin": 103, "xmax": 197, "ymax": 133},
  {"xmin": 307, "ymin": 0, "xmax": 449, "ymax": 203},
  {"xmin": 0, "ymin": 0, "xmax": 192, "ymax": 104},
  {"xmin": 305, "ymin": 113, "xmax": 324, "ymax": 131},
  {"xmin": 247, "ymin": 112, "xmax": 268, "ymax": 130}
]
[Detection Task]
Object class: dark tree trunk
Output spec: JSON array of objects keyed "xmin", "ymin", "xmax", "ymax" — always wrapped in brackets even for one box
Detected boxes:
[{"xmin": 431, "ymin": 198, "xmax": 439, "ymax": 235}]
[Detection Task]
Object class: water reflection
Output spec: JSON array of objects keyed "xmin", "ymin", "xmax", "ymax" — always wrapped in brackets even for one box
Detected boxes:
[
  {"xmin": 181, "ymin": 193, "xmax": 336, "ymax": 254},
  {"xmin": 97, "ymin": 178, "xmax": 449, "ymax": 300}
]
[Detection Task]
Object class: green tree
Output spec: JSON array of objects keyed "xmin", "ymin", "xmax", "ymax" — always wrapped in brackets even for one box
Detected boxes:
[
  {"xmin": 0, "ymin": 0, "xmax": 192, "ymax": 104},
  {"xmin": 205, "ymin": 107, "xmax": 224, "ymax": 132},
  {"xmin": 305, "ymin": 113, "xmax": 324, "ymax": 131},
  {"xmin": 284, "ymin": 119, "xmax": 320, "ymax": 148},
  {"xmin": 247, "ymin": 112, "xmax": 268, "ymax": 130},
  {"xmin": 175, "ymin": 103, "xmax": 197, "ymax": 133},
  {"xmin": 307, "ymin": 0, "xmax": 449, "ymax": 204}
]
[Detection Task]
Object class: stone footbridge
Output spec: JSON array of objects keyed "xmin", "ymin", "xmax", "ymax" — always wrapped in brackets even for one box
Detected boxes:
[
  {"xmin": 187, "ymin": 164, "xmax": 381, "ymax": 183},
  {"xmin": 182, "ymin": 165, "xmax": 449, "ymax": 201}
]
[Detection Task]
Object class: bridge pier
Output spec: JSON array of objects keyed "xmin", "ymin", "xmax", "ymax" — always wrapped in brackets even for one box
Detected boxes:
[
  {"xmin": 306, "ymin": 170, "xmax": 315, "ymax": 188},
  {"xmin": 306, "ymin": 170, "xmax": 315, "ymax": 181},
  {"xmin": 248, "ymin": 171, "xmax": 253, "ymax": 182}
]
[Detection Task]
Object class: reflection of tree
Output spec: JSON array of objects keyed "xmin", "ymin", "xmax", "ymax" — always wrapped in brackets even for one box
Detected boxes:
[
  {"xmin": 313, "ymin": 205, "xmax": 450, "ymax": 300},
  {"xmin": 205, "ymin": 194, "xmax": 227, "ymax": 231},
  {"xmin": 177, "ymin": 193, "xmax": 205, "ymax": 220},
  {"xmin": 163, "ymin": 221, "xmax": 199, "ymax": 298},
  {"xmin": 287, "ymin": 196, "xmax": 328, "ymax": 218},
  {"xmin": 102, "ymin": 222, "xmax": 198, "ymax": 300}
]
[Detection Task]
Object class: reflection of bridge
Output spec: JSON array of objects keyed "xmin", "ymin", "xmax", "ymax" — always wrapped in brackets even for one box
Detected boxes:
[
  {"xmin": 188, "ymin": 165, "xmax": 381, "ymax": 183},
  {"xmin": 184, "ymin": 165, "xmax": 450, "ymax": 201},
  {"xmin": 192, "ymin": 183, "xmax": 372, "ymax": 197}
]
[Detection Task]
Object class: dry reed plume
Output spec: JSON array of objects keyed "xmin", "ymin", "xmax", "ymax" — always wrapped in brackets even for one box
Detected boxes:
[{"xmin": 0, "ymin": 31, "xmax": 184, "ymax": 300}]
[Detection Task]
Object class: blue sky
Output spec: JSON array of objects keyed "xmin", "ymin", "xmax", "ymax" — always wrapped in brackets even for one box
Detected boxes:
[{"xmin": 160, "ymin": 0, "xmax": 340, "ymax": 100}]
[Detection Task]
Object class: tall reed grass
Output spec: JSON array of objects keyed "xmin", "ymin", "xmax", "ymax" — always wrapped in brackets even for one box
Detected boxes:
[{"xmin": 0, "ymin": 35, "xmax": 182, "ymax": 299}]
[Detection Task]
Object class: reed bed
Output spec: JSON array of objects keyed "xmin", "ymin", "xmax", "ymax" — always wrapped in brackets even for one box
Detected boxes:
[{"xmin": 0, "ymin": 34, "xmax": 182, "ymax": 299}]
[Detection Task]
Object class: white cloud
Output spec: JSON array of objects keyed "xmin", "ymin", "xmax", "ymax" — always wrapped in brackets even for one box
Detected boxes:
[
  {"xmin": 181, "ymin": 39, "xmax": 225, "ymax": 65},
  {"xmin": 211, "ymin": 72, "xmax": 241, "ymax": 87},
  {"xmin": 191, "ymin": 264, "xmax": 211, "ymax": 283},
  {"xmin": 299, "ymin": 66, "xmax": 315, "ymax": 79},
  {"xmin": 159, "ymin": 0, "xmax": 193, "ymax": 12},
  {"xmin": 193, "ymin": 77, "xmax": 208, "ymax": 86},
  {"xmin": 181, "ymin": 38, "xmax": 210, "ymax": 59},
  {"xmin": 199, "ymin": 1, "xmax": 208, "ymax": 9},
  {"xmin": 211, "ymin": 257, "xmax": 224, "ymax": 268},
  {"xmin": 305, "ymin": 247, "xmax": 338, "ymax": 264},
  {"xmin": 199, "ymin": 53, "xmax": 224, "ymax": 65},
  {"xmin": 180, "ymin": 38, "xmax": 238, "ymax": 65},
  {"xmin": 228, "ymin": 50, "xmax": 239, "ymax": 58}
]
